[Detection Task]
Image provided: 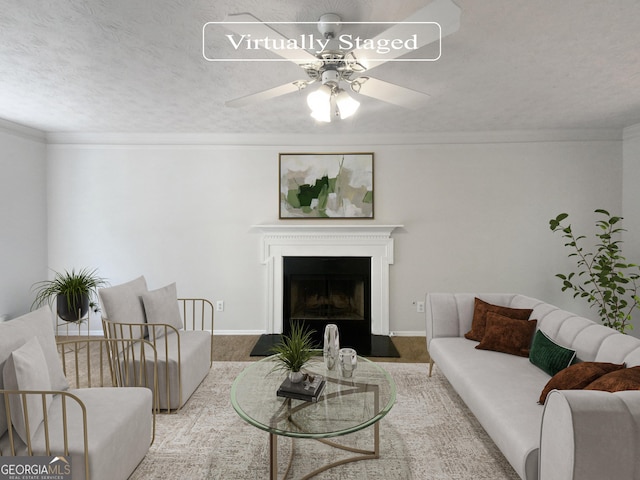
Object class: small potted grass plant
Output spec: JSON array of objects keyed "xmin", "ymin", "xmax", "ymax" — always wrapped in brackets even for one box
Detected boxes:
[
  {"xmin": 270, "ymin": 322, "xmax": 318, "ymax": 383},
  {"xmin": 31, "ymin": 267, "xmax": 108, "ymax": 322}
]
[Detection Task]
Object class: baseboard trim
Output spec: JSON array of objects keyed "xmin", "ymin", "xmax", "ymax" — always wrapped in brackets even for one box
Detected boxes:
[
  {"xmin": 390, "ymin": 330, "xmax": 426, "ymax": 337},
  {"xmin": 214, "ymin": 330, "xmax": 266, "ymax": 336},
  {"xmin": 56, "ymin": 329, "xmax": 104, "ymax": 337}
]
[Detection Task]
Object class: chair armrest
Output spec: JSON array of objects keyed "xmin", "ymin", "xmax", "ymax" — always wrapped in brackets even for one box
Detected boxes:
[
  {"xmin": 101, "ymin": 319, "xmax": 147, "ymax": 342},
  {"xmin": 57, "ymin": 338, "xmax": 157, "ymax": 390},
  {"xmin": 0, "ymin": 388, "xmax": 90, "ymax": 477},
  {"xmin": 178, "ymin": 298, "xmax": 214, "ymax": 364},
  {"xmin": 540, "ymin": 389, "xmax": 640, "ymax": 480},
  {"xmin": 177, "ymin": 298, "xmax": 215, "ymax": 333}
]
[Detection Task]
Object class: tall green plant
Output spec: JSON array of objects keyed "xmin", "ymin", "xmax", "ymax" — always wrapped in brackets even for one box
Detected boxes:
[
  {"xmin": 270, "ymin": 322, "xmax": 318, "ymax": 373},
  {"xmin": 549, "ymin": 209, "xmax": 640, "ymax": 333}
]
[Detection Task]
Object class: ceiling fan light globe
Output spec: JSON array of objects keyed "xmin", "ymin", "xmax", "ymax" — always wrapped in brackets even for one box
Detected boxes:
[
  {"xmin": 335, "ymin": 90, "xmax": 360, "ymax": 119},
  {"xmin": 310, "ymin": 106, "xmax": 331, "ymax": 123},
  {"xmin": 307, "ymin": 85, "xmax": 332, "ymax": 111}
]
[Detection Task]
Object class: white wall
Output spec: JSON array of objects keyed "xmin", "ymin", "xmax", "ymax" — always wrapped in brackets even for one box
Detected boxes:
[
  {"xmin": 623, "ymin": 123, "xmax": 640, "ymax": 333},
  {"xmin": 46, "ymin": 132, "xmax": 623, "ymax": 335},
  {"xmin": 623, "ymin": 124, "xmax": 640, "ymax": 260},
  {"xmin": 0, "ymin": 121, "xmax": 48, "ymax": 319}
]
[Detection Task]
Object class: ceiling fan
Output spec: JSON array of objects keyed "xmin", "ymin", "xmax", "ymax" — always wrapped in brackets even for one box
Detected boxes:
[{"xmin": 223, "ymin": 0, "xmax": 461, "ymax": 122}]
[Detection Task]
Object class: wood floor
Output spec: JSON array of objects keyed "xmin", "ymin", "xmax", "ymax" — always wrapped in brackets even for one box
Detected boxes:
[
  {"xmin": 212, "ymin": 335, "xmax": 430, "ymax": 363},
  {"xmin": 58, "ymin": 334, "xmax": 431, "ymax": 363}
]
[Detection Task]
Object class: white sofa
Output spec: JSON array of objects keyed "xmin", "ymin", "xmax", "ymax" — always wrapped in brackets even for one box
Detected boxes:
[{"xmin": 426, "ymin": 293, "xmax": 640, "ymax": 480}]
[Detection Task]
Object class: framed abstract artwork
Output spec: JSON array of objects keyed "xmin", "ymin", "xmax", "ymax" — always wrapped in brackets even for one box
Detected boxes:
[{"xmin": 279, "ymin": 153, "xmax": 374, "ymax": 219}]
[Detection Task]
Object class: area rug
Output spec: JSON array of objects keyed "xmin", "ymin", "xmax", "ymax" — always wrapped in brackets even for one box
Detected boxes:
[{"xmin": 129, "ymin": 362, "xmax": 519, "ymax": 480}]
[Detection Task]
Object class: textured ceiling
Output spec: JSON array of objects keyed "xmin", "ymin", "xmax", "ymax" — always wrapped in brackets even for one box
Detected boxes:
[{"xmin": 1, "ymin": 0, "xmax": 640, "ymax": 134}]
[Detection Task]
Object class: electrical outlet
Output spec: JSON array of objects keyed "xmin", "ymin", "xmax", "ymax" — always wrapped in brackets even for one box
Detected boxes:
[
  {"xmin": 216, "ymin": 300, "xmax": 224, "ymax": 312},
  {"xmin": 416, "ymin": 301, "xmax": 425, "ymax": 313}
]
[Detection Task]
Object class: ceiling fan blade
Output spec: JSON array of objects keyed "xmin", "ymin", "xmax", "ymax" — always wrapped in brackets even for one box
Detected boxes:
[
  {"xmin": 350, "ymin": 0, "xmax": 461, "ymax": 70},
  {"xmin": 223, "ymin": 13, "xmax": 320, "ymax": 66},
  {"xmin": 352, "ymin": 77, "xmax": 430, "ymax": 110},
  {"xmin": 225, "ymin": 82, "xmax": 306, "ymax": 108}
]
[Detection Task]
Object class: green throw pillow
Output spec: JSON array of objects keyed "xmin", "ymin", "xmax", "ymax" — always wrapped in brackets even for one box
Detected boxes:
[{"xmin": 529, "ymin": 330, "xmax": 576, "ymax": 376}]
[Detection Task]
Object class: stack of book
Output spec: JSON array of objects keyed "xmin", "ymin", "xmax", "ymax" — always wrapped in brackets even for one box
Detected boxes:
[{"xmin": 277, "ymin": 374, "xmax": 326, "ymax": 402}]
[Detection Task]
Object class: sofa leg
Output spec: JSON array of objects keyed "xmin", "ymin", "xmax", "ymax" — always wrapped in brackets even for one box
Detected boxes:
[{"xmin": 428, "ymin": 359, "xmax": 434, "ymax": 377}]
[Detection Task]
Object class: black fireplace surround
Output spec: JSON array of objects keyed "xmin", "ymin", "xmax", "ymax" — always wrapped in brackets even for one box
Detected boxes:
[{"xmin": 283, "ymin": 256, "xmax": 371, "ymax": 349}]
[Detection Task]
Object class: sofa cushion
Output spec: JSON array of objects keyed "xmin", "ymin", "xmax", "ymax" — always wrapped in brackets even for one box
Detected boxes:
[
  {"xmin": 584, "ymin": 366, "xmax": 640, "ymax": 392},
  {"xmin": 476, "ymin": 312, "xmax": 537, "ymax": 357},
  {"xmin": 120, "ymin": 330, "xmax": 211, "ymax": 410},
  {"xmin": 429, "ymin": 336, "xmax": 548, "ymax": 480},
  {"xmin": 595, "ymin": 333, "xmax": 640, "ymax": 364},
  {"xmin": 538, "ymin": 361, "xmax": 625, "ymax": 404},
  {"xmin": 622, "ymin": 347, "xmax": 640, "ymax": 368},
  {"xmin": 464, "ymin": 298, "xmax": 533, "ymax": 341},
  {"xmin": 99, "ymin": 276, "xmax": 148, "ymax": 339},
  {"xmin": 529, "ymin": 330, "xmax": 576, "ymax": 377},
  {"xmin": 3, "ymin": 337, "xmax": 53, "ymax": 443},
  {"xmin": 0, "ymin": 307, "xmax": 69, "ymax": 437},
  {"xmin": 153, "ymin": 331, "xmax": 211, "ymax": 410},
  {"xmin": 141, "ymin": 283, "xmax": 183, "ymax": 339}
]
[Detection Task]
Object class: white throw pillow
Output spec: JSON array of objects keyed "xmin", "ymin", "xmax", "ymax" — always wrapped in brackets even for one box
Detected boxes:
[
  {"xmin": 0, "ymin": 306, "xmax": 69, "ymax": 437},
  {"xmin": 99, "ymin": 276, "xmax": 148, "ymax": 339},
  {"xmin": 142, "ymin": 283, "xmax": 184, "ymax": 339},
  {"xmin": 3, "ymin": 337, "xmax": 53, "ymax": 444}
]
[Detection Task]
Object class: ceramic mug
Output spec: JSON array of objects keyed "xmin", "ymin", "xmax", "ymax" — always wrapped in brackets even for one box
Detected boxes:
[{"xmin": 338, "ymin": 348, "xmax": 357, "ymax": 378}]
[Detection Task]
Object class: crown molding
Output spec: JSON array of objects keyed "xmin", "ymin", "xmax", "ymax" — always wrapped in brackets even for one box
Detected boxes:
[
  {"xmin": 45, "ymin": 129, "xmax": 623, "ymax": 147},
  {"xmin": 623, "ymin": 123, "xmax": 640, "ymax": 141},
  {"xmin": 0, "ymin": 118, "xmax": 46, "ymax": 143}
]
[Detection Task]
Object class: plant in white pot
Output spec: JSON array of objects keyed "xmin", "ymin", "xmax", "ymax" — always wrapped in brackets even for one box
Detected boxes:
[
  {"xmin": 270, "ymin": 322, "xmax": 318, "ymax": 383},
  {"xmin": 550, "ymin": 209, "xmax": 640, "ymax": 333},
  {"xmin": 31, "ymin": 268, "xmax": 109, "ymax": 322}
]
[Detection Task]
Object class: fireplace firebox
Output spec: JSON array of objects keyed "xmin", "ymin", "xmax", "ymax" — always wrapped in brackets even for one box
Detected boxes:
[{"xmin": 283, "ymin": 256, "xmax": 371, "ymax": 348}]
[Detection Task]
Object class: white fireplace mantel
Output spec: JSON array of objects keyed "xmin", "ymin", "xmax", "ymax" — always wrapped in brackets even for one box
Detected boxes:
[{"xmin": 253, "ymin": 224, "xmax": 403, "ymax": 336}]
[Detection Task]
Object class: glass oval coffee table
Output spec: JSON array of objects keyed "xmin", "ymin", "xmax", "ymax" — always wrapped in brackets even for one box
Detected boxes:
[{"xmin": 231, "ymin": 354, "xmax": 396, "ymax": 480}]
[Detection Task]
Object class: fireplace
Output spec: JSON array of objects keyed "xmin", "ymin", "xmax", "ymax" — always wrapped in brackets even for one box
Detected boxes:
[
  {"xmin": 283, "ymin": 257, "xmax": 371, "ymax": 347},
  {"xmin": 253, "ymin": 224, "xmax": 401, "ymax": 337}
]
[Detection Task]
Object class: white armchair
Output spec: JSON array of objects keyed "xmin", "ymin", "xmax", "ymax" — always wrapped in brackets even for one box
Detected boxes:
[
  {"xmin": 0, "ymin": 307, "xmax": 155, "ymax": 480},
  {"xmin": 99, "ymin": 276, "xmax": 213, "ymax": 412}
]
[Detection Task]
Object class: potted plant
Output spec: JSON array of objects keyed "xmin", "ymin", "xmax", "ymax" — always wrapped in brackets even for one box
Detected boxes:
[
  {"xmin": 550, "ymin": 209, "xmax": 640, "ymax": 333},
  {"xmin": 31, "ymin": 267, "xmax": 109, "ymax": 322},
  {"xmin": 270, "ymin": 322, "xmax": 318, "ymax": 382}
]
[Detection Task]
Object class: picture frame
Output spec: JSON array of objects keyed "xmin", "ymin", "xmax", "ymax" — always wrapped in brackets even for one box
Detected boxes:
[{"xmin": 279, "ymin": 153, "xmax": 374, "ymax": 219}]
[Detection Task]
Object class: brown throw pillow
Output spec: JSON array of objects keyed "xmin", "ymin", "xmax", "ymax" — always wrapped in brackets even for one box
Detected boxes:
[
  {"xmin": 539, "ymin": 362, "xmax": 625, "ymax": 404},
  {"xmin": 475, "ymin": 312, "xmax": 537, "ymax": 357},
  {"xmin": 584, "ymin": 365, "xmax": 640, "ymax": 392},
  {"xmin": 465, "ymin": 298, "xmax": 533, "ymax": 341}
]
